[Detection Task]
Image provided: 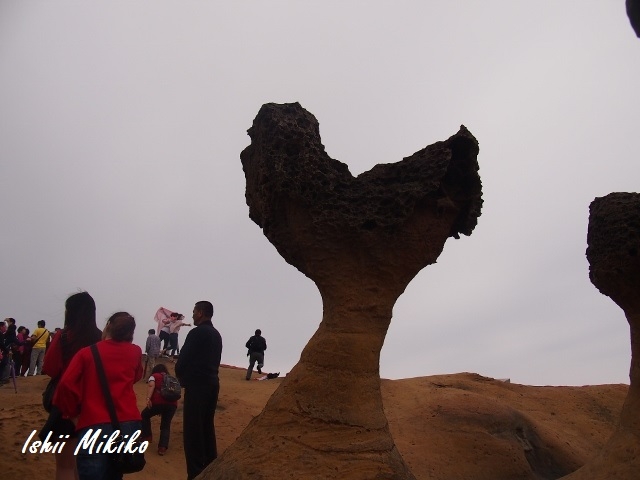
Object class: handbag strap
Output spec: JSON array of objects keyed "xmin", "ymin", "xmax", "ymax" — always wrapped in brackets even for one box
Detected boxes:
[
  {"xmin": 90, "ymin": 344, "xmax": 120, "ymax": 431},
  {"xmin": 33, "ymin": 329, "xmax": 49, "ymax": 344}
]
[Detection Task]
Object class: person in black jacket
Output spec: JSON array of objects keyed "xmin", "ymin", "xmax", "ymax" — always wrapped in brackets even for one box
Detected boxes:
[
  {"xmin": 174, "ymin": 301, "xmax": 222, "ymax": 480},
  {"xmin": 245, "ymin": 329, "xmax": 267, "ymax": 380},
  {"xmin": 0, "ymin": 320, "xmax": 9, "ymax": 385}
]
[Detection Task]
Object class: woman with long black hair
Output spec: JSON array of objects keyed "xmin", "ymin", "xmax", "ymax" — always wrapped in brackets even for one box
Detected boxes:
[{"xmin": 42, "ymin": 291, "xmax": 102, "ymax": 480}]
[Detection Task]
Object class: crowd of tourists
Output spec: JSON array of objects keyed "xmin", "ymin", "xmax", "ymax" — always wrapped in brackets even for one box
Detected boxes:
[
  {"xmin": 1, "ymin": 294, "xmax": 223, "ymax": 480},
  {"xmin": 0, "ymin": 317, "xmax": 59, "ymax": 383}
]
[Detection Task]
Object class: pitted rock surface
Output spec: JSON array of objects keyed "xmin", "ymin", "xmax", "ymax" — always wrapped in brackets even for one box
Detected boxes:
[
  {"xmin": 563, "ymin": 192, "xmax": 640, "ymax": 480},
  {"xmin": 627, "ymin": 0, "xmax": 640, "ymax": 37},
  {"xmin": 201, "ymin": 103, "xmax": 482, "ymax": 480},
  {"xmin": 243, "ymin": 103, "xmax": 480, "ymax": 236},
  {"xmin": 241, "ymin": 102, "xmax": 482, "ymax": 292},
  {"xmin": 587, "ymin": 192, "xmax": 640, "ymax": 312}
]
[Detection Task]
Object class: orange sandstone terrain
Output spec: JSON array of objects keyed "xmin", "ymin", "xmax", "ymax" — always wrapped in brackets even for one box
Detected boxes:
[{"xmin": 1, "ymin": 363, "xmax": 626, "ymax": 479}]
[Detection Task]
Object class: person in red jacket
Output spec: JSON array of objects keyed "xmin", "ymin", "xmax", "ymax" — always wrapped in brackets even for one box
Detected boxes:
[
  {"xmin": 140, "ymin": 363, "xmax": 178, "ymax": 456},
  {"xmin": 42, "ymin": 291, "xmax": 102, "ymax": 480},
  {"xmin": 55, "ymin": 312, "xmax": 143, "ymax": 480}
]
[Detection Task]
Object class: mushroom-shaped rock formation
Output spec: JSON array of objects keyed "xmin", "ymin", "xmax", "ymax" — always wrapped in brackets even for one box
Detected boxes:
[
  {"xmin": 627, "ymin": 0, "xmax": 640, "ymax": 37},
  {"xmin": 202, "ymin": 103, "xmax": 482, "ymax": 479},
  {"xmin": 563, "ymin": 192, "xmax": 640, "ymax": 479}
]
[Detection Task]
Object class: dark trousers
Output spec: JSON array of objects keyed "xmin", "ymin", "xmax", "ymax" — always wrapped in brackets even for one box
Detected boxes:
[
  {"xmin": 141, "ymin": 403, "xmax": 177, "ymax": 448},
  {"xmin": 246, "ymin": 351, "xmax": 264, "ymax": 380},
  {"xmin": 168, "ymin": 333, "xmax": 179, "ymax": 356},
  {"xmin": 12, "ymin": 352, "xmax": 22, "ymax": 376},
  {"xmin": 76, "ymin": 421, "xmax": 142, "ymax": 480},
  {"xmin": 183, "ymin": 381, "xmax": 219, "ymax": 480},
  {"xmin": 159, "ymin": 330, "xmax": 171, "ymax": 351},
  {"xmin": 0, "ymin": 353, "xmax": 8, "ymax": 382},
  {"xmin": 20, "ymin": 346, "xmax": 32, "ymax": 376}
]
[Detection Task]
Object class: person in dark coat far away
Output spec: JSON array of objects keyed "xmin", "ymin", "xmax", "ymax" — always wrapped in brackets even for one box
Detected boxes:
[{"xmin": 245, "ymin": 329, "xmax": 267, "ymax": 380}]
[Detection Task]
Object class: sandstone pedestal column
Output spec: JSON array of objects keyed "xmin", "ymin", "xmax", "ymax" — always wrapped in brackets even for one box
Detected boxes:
[
  {"xmin": 563, "ymin": 192, "xmax": 640, "ymax": 479},
  {"xmin": 201, "ymin": 103, "xmax": 482, "ymax": 479}
]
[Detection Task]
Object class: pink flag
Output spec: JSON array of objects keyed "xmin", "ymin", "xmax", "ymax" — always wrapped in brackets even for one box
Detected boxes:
[{"xmin": 154, "ymin": 307, "xmax": 175, "ymax": 335}]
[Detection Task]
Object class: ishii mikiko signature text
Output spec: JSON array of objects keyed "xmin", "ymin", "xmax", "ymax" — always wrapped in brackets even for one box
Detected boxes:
[{"xmin": 22, "ymin": 429, "xmax": 149, "ymax": 455}]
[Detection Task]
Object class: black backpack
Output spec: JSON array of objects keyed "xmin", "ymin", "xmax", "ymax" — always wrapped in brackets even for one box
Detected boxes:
[{"xmin": 159, "ymin": 373, "xmax": 182, "ymax": 401}]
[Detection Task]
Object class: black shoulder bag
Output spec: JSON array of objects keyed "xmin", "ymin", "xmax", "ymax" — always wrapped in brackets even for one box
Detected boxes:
[{"xmin": 90, "ymin": 344, "xmax": 146, "ymax": 474}]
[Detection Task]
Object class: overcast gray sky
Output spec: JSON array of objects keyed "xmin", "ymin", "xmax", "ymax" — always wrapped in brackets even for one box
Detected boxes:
[{"xmin": 1, "ymin": 1, "xmax": 638, "ymax": 386}]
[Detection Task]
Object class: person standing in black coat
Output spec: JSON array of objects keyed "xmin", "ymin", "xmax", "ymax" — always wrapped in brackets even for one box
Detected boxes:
[
  {"xmin": 245, "ymin": 329, "xmax": 267, "ymax": 380},
  {"xmin": 0, "ymin": 320, "xmax": 9, "ymax": 385},
  {"xmin": 175, "ymin": 301, "xmax": 222, "ymax": 480}
]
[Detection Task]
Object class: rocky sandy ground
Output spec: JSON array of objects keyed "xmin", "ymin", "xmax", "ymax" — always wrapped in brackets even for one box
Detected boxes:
[{"xmin": 0, "ymin": 361, "xmax": 627, "ymax": 479}]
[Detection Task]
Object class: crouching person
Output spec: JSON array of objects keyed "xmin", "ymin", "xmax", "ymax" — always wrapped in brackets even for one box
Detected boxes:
[{"xmin": 140, "ymin": 364, "xmax": 178, "ymax": 455}]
